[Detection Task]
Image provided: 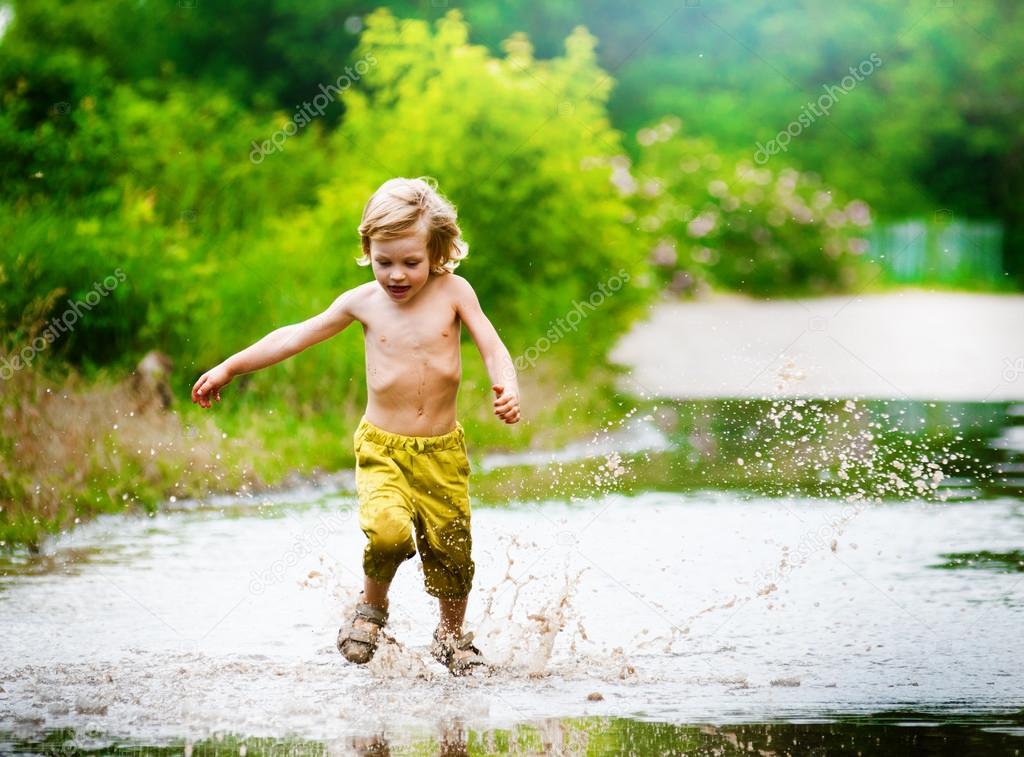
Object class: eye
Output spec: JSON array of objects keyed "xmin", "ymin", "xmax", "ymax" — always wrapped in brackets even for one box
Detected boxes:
[
  {"xmin": 406, "ymin": 261, "xmax": 420, "ymax": 267},
  {"xmin": 377, "ymin": 261, "xmax": 391, "ymax": 267}
]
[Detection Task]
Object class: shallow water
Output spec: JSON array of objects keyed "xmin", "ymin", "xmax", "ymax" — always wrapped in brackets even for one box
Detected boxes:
[{"xmin": 1, "ymin": 400, "xmax": 1023, "ymax": 754}]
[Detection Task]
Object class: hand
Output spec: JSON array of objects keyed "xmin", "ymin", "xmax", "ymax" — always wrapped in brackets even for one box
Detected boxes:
[
  {"xmin": 191, "ymin": 363, "xmax": 233, "ymax": 409},
  {"xmin": 492, "ymin": 384, "xmax": 521, "ymax": 424}
]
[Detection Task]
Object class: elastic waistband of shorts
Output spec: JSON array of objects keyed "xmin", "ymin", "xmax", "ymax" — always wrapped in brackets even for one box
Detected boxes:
[{"xmin": 355, "ymin": 415, "xmax": 465, "ymax": 452}]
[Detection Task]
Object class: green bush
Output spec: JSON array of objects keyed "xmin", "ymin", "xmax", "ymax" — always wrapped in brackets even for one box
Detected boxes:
[
  {"xmin": 316, "ymin": 10, "xmax": 653, "ymax": 368},
  {"xmin": 626, "ymin": 117, "xmax": 874, "ymax": 296}
]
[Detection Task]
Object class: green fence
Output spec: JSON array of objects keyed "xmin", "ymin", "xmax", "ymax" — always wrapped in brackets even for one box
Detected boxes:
[{"xmin": 870, "ymin": 217, "xmax": 1004, "ymax": 286}]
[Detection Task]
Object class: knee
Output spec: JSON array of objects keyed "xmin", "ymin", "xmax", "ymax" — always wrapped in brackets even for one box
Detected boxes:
[{"xmin": 366, "ymin": 514, "xmax": 415, "ymax": 560}]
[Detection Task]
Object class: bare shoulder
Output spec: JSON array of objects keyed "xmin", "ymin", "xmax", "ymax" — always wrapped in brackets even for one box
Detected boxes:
[
  {"xmin": 342, "ymin": 281, "xmax": 380, "ymax": 323},
  {"xmin": 438, "ymin": 273, "xmax": 476, "ymax": 314},
  {"xmin": 443, "ymin": 272, "xmax": 476, "ymax": 300},
  {"xmin": 350, "ymin": 280, "xmax": 379, "ymax": 301}
]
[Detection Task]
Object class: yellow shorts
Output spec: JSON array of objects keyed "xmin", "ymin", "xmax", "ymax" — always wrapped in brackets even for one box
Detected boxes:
[{"xmin": 353, "ymin": 415, "xmax": 474, "ymax": 599}]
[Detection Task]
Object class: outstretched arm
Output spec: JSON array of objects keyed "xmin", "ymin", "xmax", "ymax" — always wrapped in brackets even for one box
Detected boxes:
[
  {"xmin": 452, "ymin": 275, "xmax": 521, "ymax": 424},
  {"xmin": 191, "ymin": 286, "xmax": 361, "ymax": 408}
]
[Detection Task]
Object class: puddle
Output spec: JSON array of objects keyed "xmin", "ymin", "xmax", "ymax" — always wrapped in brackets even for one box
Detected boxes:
[{"xmin": 2, "ymin": 399, "xmax": 1022, "ymax": 753}]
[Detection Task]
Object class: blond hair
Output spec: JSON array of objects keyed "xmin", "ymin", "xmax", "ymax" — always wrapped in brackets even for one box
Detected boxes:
[{"xmin": 356, "ymin": 177, "xmax": 468, "ymax": 274}]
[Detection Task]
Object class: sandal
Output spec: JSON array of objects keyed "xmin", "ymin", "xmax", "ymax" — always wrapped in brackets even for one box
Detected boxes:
[
  {"xmin": 337, "ymin": 596, "xmax": 389, "ymax": 664},
  {"xmin": 430, "ymin": 625, "xmax": 489, "ymax": 676}
]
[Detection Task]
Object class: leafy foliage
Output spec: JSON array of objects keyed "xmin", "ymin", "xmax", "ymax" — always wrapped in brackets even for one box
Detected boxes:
[{"xmin": 624, "ymin": 118, "xmax": 873, "ymax": 295}]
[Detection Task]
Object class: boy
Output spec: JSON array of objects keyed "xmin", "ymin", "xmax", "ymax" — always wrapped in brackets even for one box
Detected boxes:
[{"xmin": 191, "ymin": 177, "xmax": 520, "ymax": 675}]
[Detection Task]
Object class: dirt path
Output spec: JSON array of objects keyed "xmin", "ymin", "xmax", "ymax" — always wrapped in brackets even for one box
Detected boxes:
[{"xmin": 609, "ymin": 290, "xmax": 1024, "ymax": 401}]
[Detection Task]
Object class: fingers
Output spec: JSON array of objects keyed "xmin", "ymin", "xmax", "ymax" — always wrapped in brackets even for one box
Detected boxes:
[
  {"xmin": 494, "ymin": 400, "xmax": 521, "ymax": 424},
  {"xmin": 191, "ymin": 375, "xmax": 207, "ymax": 404},
  {"xmin": 493, "ymin": 389, "xmax": 518, "ymax": 407},
  {"xmin": 191, "ymin": 375, "xmax": 220, "ymax": 409},
  {"xmin": 497, "ymin": 407, "xmax": 521, "ymax": 424},
  {"xmin": 492, "ymin": 385, "xmax": 517, "ymax": 420}
]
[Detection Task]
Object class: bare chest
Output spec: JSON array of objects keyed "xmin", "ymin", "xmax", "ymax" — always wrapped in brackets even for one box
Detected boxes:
[{"xmin": 366, "ymin": 309, "xmax": 460, "ymax": 357}]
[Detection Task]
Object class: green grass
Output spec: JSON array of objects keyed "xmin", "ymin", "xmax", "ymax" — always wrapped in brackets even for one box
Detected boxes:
[{"xmin": 0, "ymin": 344, "xmax": 630, "ymax": 551}]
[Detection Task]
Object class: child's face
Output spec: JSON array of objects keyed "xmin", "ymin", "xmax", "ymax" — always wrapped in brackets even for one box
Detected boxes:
[{"xmin": 369, "ymin": 225, "xmax": 432, "ymax": 303}]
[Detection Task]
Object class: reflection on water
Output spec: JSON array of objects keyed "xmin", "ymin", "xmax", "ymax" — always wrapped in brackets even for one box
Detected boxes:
[
  {"xmin": 5, "ymin": 713, "xmax": 1024, "ymax": 755},
  {"xmin": 472, "ymin": 399, "xmax": 1023, "ymax": 504},
  {"xmin": 933, "ymin": 550, "xmax": 1024, "ymax": 573},
  {"xmin": 1, "ymin": 400, "xmax": 1022, "ymax": 755}
]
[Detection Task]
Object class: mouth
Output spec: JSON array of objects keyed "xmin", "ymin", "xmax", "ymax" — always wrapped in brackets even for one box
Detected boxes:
[{"xmin": 387, "ymin": 284, "xmax": 411, "ymax": 298}]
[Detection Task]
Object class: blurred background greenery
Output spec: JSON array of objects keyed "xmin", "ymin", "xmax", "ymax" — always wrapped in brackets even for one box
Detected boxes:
[{"xmin": 1, "ymin": 0, "xmax": 1020, "ymax": 545}]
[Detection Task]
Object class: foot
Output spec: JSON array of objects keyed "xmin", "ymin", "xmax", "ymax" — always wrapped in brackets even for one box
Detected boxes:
[
  {"xmin": 430, "ymin": 625, "xmax": 488, "ymax": 676},
  {"xmin": 337, "ymin": 599, "xmax": 388, "ymax": 664}
]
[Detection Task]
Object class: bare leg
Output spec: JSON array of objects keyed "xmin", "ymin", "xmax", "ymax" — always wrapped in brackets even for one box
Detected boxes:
[
  {"xmin": 438, "ymin": 595, "xmax": 468, "ymax": 638},
  {"xmin": 352, "ymin": 575, "xmax": 391, "ymax": 641},
  {"xmin": 362, "ymin": 575, "xmax": 391, "ymax": 611},
  {"xmin": 435, "ymin": 594, "xmax": 485, "ymax": 669}
]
